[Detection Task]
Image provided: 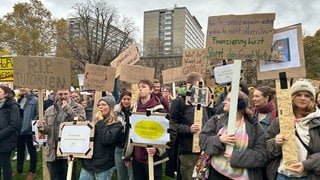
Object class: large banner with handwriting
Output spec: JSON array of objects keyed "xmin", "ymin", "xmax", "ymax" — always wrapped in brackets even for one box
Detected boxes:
[{"xmin": 206, "ymin": 13, "xmax": 275, "ymax": 63}]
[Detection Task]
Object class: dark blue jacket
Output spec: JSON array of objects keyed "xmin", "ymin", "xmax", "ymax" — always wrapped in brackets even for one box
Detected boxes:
[
  {"xmin": 0, "ymin": 98, "xmax": 21, "ymax": 152},
  {"xmin": 19, "ymin": 94, "xmax": 38, "ymax": 135}
]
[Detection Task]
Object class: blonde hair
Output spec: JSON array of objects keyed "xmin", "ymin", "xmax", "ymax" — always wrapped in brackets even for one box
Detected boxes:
[
  {"xmin": 95, "ymin": 109, "xmax": 119, "ymax": 125},
  {"xmin": 292, "ymin": 92, "xmax": 316, "ymax": 117}
]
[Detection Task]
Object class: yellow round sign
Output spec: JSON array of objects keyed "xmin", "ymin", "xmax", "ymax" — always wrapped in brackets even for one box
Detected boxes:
[{"xmin": 134, "ymin": 120, "xmax": 164, "ymax": 139}]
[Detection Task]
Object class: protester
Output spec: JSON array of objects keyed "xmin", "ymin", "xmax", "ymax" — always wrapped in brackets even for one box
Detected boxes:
[
  {"xmin": 127, "ymin": 79, "xmax": 176, "ymax": 180},
  {"xmin": 252, "ymin": 86, "xmax": 277, "ymax": 131},
  {"xmin": 315, "ymin": 91, "xmax": 320, "ymax": 108},
  {"xmin": 0, "ymin": 86, "xmax": 21, "ymax": 180},
  {"xmin": 71, "ymin": 90, "xmax": 82, "ymax": 103},
  {"xmin": 265, "ymin": 79, "xmax": 320, "ymax": 179},
  {"xmin": 153, "ymin": 79, "xmax": 170, "ymax": 112},
  {"xmin": 80, "ymin": 95, "xmax": 123, "ymax": 180},
  {"xmin": 38, "ymin": 89, "xmax": 86, "ymax": 180},
  {"xmin": 114, "ymin": 91, "xmax": 134, "ymax": 180},
  {"xmin": 200, "ymin": 91, "xmax": 267, "ymax": 179},
  {"xmin": 15, "ymin": 87, "xmax": 38, "ymax": 180},
  {"xmin": 170, "ymin": 72, "xmax": 209, "ymax": 180}
]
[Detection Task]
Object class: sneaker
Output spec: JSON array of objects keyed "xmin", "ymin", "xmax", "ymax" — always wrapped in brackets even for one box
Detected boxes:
[
  {"xmin": 26, "ymin": 172, "xmax": 35, "ymax": 180},
  {"xmin": 12, "ymin": 152, "xmax": 17, "ymax": 160},
  {"xmin": 26, "ymin": 153, "xmax": 30, "ymax": 160}
]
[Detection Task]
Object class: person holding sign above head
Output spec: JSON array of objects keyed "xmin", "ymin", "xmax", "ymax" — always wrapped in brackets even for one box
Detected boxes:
[
  {"xmin": 128, "ymin": 79, "xmax": 176, "ymax": 180},
  {"xmin": 199, "ymin": 91, "xmax": 267, "ymax": 180},
  {"xmin": 37, "ymin": 89, "xmax": 86, "ymax": 180},
  {"xmin": 265, "ymin": 80, "xmax": 320, "ymax": 180},
  {"xmin": 0, "ymin": 86, "xmax": 21, "ymax": 180},
  {"xmin": 170, "ymin": 72, "xmax": 209, "ymax": 180},
  {"xmin": 79, "ymin": 95, "xmax": 123, "ymax": 180}
]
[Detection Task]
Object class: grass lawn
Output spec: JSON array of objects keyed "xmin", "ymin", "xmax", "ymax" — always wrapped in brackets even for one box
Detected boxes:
[{"xmin": 9, "ymin": 147, "xmax": 176, "ymax": 180}]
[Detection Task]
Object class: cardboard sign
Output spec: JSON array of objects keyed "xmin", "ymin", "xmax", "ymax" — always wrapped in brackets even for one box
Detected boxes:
[
  {"xmin": 110, "ymin": 44, "xmax": 140, "ymax": 77},
  {"xmin": 206, "ymin": 13, "xmax": 275, "ymax": 63},
  {"xmin": 162, "ymin": 66, "xmax": 185, "ymax": 84},
  {"xmin": 0, "ymin": 56, "xmax": 14, "ymax": 82},
  {"xmin": 57, "ymin": 121, "xmax": 94, "ymax": 159},
  {"xmin": 83, "ymin": 63, "xmax": 116, "ymax": 92},
  {"xmin": 129, "ymin": 112, "xmax": 170, "ymax": 146},
  {"xmin": 257, "ymin": 24, "xmax": 306, "ymax": 80},
  {"xmin": 182, "ymin": 48, "xmax": 207, "ymax": 75},
  {"xmin": 119, "ymin": 64, "xmax": 155, "ymax": 83},
  {"xmin": 13, "ymin": 56, "xmax": 71, "ymax": 90}
]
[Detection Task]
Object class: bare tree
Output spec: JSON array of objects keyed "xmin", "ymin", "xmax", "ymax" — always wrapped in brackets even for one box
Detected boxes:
[{"xmin": 59, "ymin": 0, "xmax": 137, "ymax": 70}]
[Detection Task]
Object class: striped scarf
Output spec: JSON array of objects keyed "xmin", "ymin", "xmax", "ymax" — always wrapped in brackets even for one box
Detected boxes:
[{"xmin": 211, "ymin": 118, "xmax": 249, "ymax": 180}]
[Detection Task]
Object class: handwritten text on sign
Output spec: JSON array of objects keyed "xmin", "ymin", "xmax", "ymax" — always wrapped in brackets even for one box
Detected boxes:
[
  {"xmin": 0, "ymin": 57, "xmax": 14, "ymax": 81},
  {"xmin": 206, "ymin": 13, "xmax": 275, "ymax": 61},
  {"xmin": 182, "ymin": 48, "xmax": 207, "ymax": 75},
  {"xmin": 13, "ymin": 56, "xmax": 71, "ymax": 90},
  {"xmin": 83, "ymin": 63, "xmax": 116, "ymax": 92}
]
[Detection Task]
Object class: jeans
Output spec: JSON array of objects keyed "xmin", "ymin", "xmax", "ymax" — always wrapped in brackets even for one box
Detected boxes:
[
  {"xmin": 16, "ymin": 134, "xmax": 37, "ymax": 173},
  {"xmin": 114, "ymin": 146, "xmax": 134, "ymax": 180},
  {"xmin": 0, "ymin": 151, "xmax": 12, "ymax": 180},
  {"xmin": 276, "ymin": 173, "xmax": 308, "ymax": 180},
  {"xmin": 79, "ymin": 168, "xmax": 113, "ymax": 180}
]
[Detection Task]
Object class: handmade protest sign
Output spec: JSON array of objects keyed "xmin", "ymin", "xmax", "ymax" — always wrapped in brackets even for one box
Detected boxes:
[
  {"xmin": 182, "ymin": 48, "xmax": 207, "ymax": 75},
  {"xmin": 206, "ymin": 13, "xmax": 275, "ymax": 64},
  {"xmin": 257, "ymin": 24, "xmax": 305, "ymax": 80},
  {"xmin": 13, "ymin": 56, "xmax": 71, "ymax": 90},
  {"xmin": 162, "ymin": 66, "xmax": 185, "ymax": 84},
  {"xmin": 83, "ymin": 63, "xmax": 116, "ymax": 92},
  {"xmin": 57, "ymin": 121, "xmax": 94, "ymax": 159},
  {"xmin": 120, "ymin": 64, "xmax": 155, "ymax": 83},
  {"xmin": 129, "ymin": 112, "xmax": 170, "ymax": 147},
  {"xmin": 110, "ymin": 44, "xmax": 140, "ymax": 78},
  {"xmin": 0, "ymin": 56, "xmax": 14, "ymax": 82}
]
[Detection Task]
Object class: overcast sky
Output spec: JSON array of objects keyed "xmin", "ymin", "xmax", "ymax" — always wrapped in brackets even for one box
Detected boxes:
[{"xmin": 2, "ymin": 0, "xmax": 320, "ymax": 44}]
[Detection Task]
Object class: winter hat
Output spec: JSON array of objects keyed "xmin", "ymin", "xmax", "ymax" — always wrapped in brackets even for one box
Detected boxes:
[
  {"xmin": 290, "ymin": 80, "xmax": 315, "ymax": 99},
  {"xmin": 99, "ymin": 95, "xmax": 116, "ymax": 109}
]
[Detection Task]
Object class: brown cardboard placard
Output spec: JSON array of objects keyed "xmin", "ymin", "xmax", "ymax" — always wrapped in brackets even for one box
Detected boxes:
[
  {"xmin": 206, "ymin": 13, "xmax": 275, "ymax": 63},
  {"xmin": 162, "ymin": 66, "xmax": 185, "ymax": 84},
  {"xmin": 120, "ymin": 64, "xmax": 155, "ymax": 83},
  {"xmin": 257, "ymin": 24, "xmax": 305, "ymax": 80},
  {"xmin": 83, "ymin": 63, "xmax": 116, "ymax": 92},
  {"xmin": 13, "ymin": 56, "xmax": 71, "ymax": 90},
  {"xmin": 110, "ymin": 44, "xmax": 140, "ymax": 78},
  {"xmin": 182, "ymin": 48, "xmax": 207, "ymax": 75}
]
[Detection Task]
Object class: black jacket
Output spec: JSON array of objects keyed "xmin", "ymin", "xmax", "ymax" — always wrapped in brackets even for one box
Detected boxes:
[
  {"xmin": 82, "ymin": 120, "xmax": 123, "ymax": 172},
  {"xmin": 0, "ymin": 98, "xmax": 21, "ymax": 152},
  {"xmin": 170, "ymin": 96, "xmax": 209, "ymax": 154}
]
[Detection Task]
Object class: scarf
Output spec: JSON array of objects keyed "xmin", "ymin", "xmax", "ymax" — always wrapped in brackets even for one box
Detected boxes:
[
  {"xmin": 0, "ymin": 98, "xmax": 5, "ymax": 108},
  {"xmin": 253, "ymin": 100, "xmax": 277, "ymax": 122}
]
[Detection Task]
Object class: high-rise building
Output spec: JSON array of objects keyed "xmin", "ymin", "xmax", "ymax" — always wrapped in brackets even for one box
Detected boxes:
[{"xmin": 143, "ymin": 6, "xmax": 205, "ymax": 56}]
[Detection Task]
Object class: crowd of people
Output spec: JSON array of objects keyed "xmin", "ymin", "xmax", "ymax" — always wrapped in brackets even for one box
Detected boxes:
[{"xmin": 0, "ymin": 72, "xmax": 320, "ymax": 180}]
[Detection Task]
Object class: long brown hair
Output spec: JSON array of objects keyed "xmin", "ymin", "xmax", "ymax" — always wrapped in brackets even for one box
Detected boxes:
[{"xmin": 292, "ymin": 92, "xmax": 316, "ymax": 117}]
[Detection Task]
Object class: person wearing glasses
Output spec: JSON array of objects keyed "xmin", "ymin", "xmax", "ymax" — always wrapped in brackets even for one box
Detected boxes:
[{"xmin": 38, "ymin": 89, "xmax": 86, "ymax": 180}]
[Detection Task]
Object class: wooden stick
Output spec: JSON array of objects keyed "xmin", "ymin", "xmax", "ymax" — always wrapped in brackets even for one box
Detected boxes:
[
  {"xmin": 66, "ymin": 156, "xmax": 74, "ymax": 180},
  {"xmin": 148, "ymin": 153, "xmax": 154, "ymax": 180}
]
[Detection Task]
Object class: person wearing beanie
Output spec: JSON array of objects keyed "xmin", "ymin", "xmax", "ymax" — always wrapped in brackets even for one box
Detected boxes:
[
  {"xmin": 113, "ymin": 91, "xmax": 134, "ymax": 180},
  {"xmin": 79, "ymin": 94, "xmax": 123, "ymax": 180},
  {"xmin": 200, "ymin": 91, "xmax": 267, "ymax": 179},
  {"xmin": 265, "ymin": 79, "xmax": 320, "ymax": 180}
]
